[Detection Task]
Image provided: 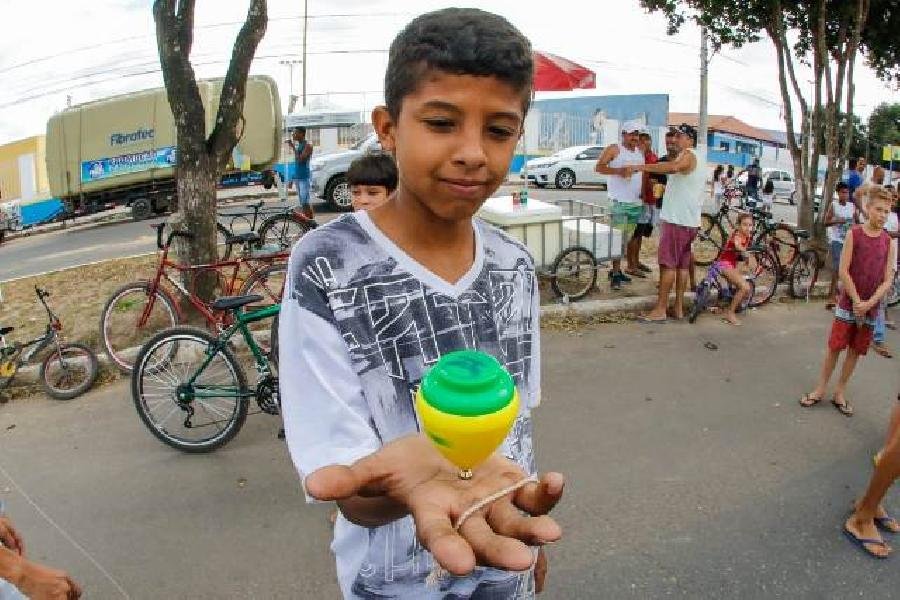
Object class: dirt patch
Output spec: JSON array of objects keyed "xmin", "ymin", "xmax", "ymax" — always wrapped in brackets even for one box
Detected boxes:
[{"xmin": 0, "ymin": 254, "xmax": 158, "ymax": 351}]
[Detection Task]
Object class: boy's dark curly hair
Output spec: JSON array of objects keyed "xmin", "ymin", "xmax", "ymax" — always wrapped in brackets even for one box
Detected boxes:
[
  {"xmin": 384, "ymin": 8, "xmax": 533, "ymax": 120},
  {"xmin": 347, "ymin": 152, "xmax": 398, "ymax": 192}
]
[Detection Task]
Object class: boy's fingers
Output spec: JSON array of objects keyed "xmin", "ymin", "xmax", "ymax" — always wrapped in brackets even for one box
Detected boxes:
[
  {"xmin": 458, "ymin": 513, "xmax": 534, "ymax": 572},
  {"xmin": 413, "ymin": 504, "xmax": 475, "ymax": 576},
  {"xmin": 513, "ymin": 472, "xmax": 565, "ymax": 516},
  {"xmin": 487, "ymin": 499, "xmax": 562, "ymax": 546}
]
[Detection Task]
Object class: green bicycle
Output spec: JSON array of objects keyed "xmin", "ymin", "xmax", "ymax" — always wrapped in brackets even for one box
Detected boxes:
[{"xmin": 130, "ymin": 294, "xmax": 280, "ymax": 453}]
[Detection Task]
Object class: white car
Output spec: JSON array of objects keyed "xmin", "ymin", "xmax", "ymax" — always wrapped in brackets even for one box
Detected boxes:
[
  {"xmin": 520, "ymin": 145, "xmax": 607, "ymax": 189},
  {"xmin": 736, "ymin": 167, "xmax": 796, "ymax": 201},
  {"xmin": 310, "ymin": 134, "xmax": 382, "ymax": 211}
]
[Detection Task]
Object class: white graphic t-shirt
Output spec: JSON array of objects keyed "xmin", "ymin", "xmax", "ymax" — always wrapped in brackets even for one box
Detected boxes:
[{"xmin": 279, "ymin": 211, "xmax": 541, "ymax": 599}]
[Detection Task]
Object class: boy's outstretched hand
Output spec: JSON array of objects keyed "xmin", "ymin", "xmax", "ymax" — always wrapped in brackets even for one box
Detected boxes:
[{"xmin": 305, "ymin": 434, "xmax": 564, "ymax": 577}]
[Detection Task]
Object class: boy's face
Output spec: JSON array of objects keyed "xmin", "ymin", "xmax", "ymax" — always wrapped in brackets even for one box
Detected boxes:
[
  {"xmin": 837, "ymin": 188, "xmax": 849, "ymax": 203},
  {"xmin": 373, "ymin": 71, "xmax": 525, "ymax": 221},
  {"xmin": 866, "ymin": 198, "xmax": 890, "ymax": 229},
  {"xmin": 351, "ymin": 184, "xmax": 390, "ymax": 211},
  {"xmin": 738, "ymin": 217, "xmax": 753, "ymax": 237}
]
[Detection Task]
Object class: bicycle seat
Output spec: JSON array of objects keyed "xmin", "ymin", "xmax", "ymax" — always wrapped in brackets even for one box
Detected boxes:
[
  {"xmin": 0, "ymin": 326, "xmax": 13, "ymax": 336},
  {"xmin": 794, "ymin": 229, "xmax": 810, "ymax": 239},
  {"xmin": 210, "ymin": 295, "xmax": 264, "ymax": 311},
  {"xmin": 226, "ymin": 232, "xmax": 261, "ymax": 246}
]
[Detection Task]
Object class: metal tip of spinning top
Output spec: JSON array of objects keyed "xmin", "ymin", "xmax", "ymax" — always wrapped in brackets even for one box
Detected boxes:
[{"xmin": 458, "ymin": 469, "xmax": 473, "ymax": 480}]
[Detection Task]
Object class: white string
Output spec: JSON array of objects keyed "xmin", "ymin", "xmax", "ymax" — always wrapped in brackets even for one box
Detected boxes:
[
  {"xmin": 0, "ymin": 461, "xmax": 131, "ymax": 599},
  {"xmin": 426, "ymin": 474, "xmax": 539, "ymax": 590}
]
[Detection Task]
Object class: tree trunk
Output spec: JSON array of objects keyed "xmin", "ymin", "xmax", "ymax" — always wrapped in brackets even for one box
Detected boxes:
[{"xmin": 173, "ymin": 153, "xmax": 219, "ymax": 315}]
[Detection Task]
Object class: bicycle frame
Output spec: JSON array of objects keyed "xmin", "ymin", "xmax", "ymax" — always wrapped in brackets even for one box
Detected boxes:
[{"xmin": 184, "ymin": 303, "xmax": 280, "ymax": 395}]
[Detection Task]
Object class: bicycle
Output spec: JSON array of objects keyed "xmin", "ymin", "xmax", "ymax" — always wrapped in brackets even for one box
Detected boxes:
[
  {"xmin": 100, "ymin": 223, "xmax": 287, "ymax": 374},
  {"xmin": 785, "ymin": 228, "xmax": 820, "ymax": 300},
  {"xmin": 688, "ymin": 237, "xmax": 757, "ymax": 323},
  {"xmin": 1, "ymin": 286, "xmax": 98, "ymax": 400},
  {"xmin": 131, "ymin": 294, "xmax": 280, "ymax": 452},
  {"xmin": 216, "ymin": 200, "xmax": 316, "ymax": 260},
  {"xmin": 694, "ymin": 186, "xmax": 748, "ymax": 266}
]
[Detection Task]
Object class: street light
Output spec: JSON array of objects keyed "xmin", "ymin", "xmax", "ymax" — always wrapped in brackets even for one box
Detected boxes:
[{"xmin": 279, "ymin": 59, "xmax": 302, "ymax": 112}]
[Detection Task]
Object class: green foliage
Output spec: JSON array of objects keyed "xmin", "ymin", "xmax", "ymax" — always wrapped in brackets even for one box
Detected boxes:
[{"xmin": 867, "ymin": 102, "xmax": 900, "ymax": 160}]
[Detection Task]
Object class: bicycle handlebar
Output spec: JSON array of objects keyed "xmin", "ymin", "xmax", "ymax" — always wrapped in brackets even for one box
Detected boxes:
[{"xmin": 152, "ymin": 222, "xmax": 194, "ymax": 249}]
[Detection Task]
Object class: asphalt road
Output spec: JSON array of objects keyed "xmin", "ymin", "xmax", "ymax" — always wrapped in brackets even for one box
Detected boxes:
[{"xmin": 1, "ymin": 303, "xmax": 898, "ymax": 598}]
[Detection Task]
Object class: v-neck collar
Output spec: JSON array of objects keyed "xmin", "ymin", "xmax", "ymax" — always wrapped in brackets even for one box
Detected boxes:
[{"xmin": 352, "ymin": 211, "xmax": 485, "ymax": 298}]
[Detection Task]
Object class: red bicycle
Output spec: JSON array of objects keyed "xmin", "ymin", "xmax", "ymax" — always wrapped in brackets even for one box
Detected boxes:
[{"xmin": 99, "ymin": 223, "xmax": 289, "ymax": 373}]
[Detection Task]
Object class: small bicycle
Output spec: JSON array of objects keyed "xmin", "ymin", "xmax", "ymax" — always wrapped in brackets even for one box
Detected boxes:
[
  {"xmin": 130, "ymin": 294, "xmax": 279, "ymax": 453},
  {"xmin": 1, "ymin": 286, "xmax": 99, "ymax": 400}
]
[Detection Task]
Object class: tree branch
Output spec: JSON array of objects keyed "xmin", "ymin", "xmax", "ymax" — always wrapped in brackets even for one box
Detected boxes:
[
  {"xmin": 208, "ymin": 0, "xmax": 268, "ymax": 170},
  {"xmin": 176, "ymin": 0, "xmax": 196, "ymax": 55}
]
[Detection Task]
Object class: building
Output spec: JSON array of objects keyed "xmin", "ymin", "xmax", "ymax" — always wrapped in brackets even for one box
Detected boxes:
[
  {"xmin": 669, "ymin": 113, "xmax": 779, "ymax": 168},
  {"xmin": 0, "ymin": 135, "xmax": 50, "ymax": 204}
]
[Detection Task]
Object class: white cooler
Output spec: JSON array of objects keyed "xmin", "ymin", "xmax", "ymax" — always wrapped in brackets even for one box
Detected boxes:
[
  {"xmin": 561, "ymin": 219, "xmax": 623, "ymax": 262},
  {"xmin": 477, "ymin": 196, "xmax": 563, "ymax": 267}
]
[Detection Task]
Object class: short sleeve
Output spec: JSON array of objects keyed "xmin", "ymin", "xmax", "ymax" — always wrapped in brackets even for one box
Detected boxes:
[{"xmin": 279, "ymin": 242, "xmax": 380, "ymax": 501}]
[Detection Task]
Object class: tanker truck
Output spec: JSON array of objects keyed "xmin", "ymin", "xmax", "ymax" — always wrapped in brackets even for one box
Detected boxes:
[{"xmin": 45, "ymin": 75, "xmax": 281, "ymax": 221}]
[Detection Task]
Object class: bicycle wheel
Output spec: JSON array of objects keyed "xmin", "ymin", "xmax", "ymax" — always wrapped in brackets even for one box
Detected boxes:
[
  {"xmin": 694, "ymin": 215, "xmax": 724, "ymax": 267},
  {"xmin": 771, "ymin": 224, "xmax": 799, "ymax": 279},
  {"xmin": 239, "ymin": 264, "xmax": 286, "ymax": 355},
  {"xmin": 789, "ymin": 250, "xmax": 820, "ymax": 299},
  {"xmin": 688, "ymin": 280, "xmax": 711, "ymax": 323},
  {"xmin": 100, "ymin": 282, "xmax": 179, "ymax": 373},
  {"xmin": 748, "ymin": 250, "xmax": 779, "ymax": 307},
  {"xmin": 216, "ymin": 223, "xmax": 235, "ymax": 261},
  {"xmin": 132, "ymin": 326, "xmax": 249, "ymax": 453},
  {"xmin": 39, "ymin": 343, "xmax": 99, "ymax": 400},
  {"xmin": 888, "ymin": 271, "xmax": 900, "ymax": 308},
  {"xmin": 258, "ymin": 214, "xmax": 314, "ymax": 253},
  {"xmin": 550, "ymin": 246, "xmax": 597, "ymax": 301},
  {"xmin": 269, "ymin": 313, "xmax": 279, "ymax": 370}
]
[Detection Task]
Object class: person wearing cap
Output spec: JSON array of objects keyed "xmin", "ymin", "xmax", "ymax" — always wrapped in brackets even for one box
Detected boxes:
[
  {"xmin": 627, "ymin": 123, "xmax": 705, "ymax": 322},
  {"xmin": 594, "ymin": 120, "xmax": 646, "ymax": 289}
]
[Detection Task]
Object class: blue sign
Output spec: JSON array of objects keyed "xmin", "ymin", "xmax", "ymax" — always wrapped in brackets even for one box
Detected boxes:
[{"xmin": 80, "ymin": 146, "xmax": 176, "ymax": 183}]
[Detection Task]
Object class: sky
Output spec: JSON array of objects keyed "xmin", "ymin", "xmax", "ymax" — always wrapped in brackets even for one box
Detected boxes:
[{"xmin": 0, "ymin": 0, "xmax": 896, "ymax": 146}]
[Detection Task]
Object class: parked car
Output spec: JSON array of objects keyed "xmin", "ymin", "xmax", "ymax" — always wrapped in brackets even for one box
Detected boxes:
[
  {"xmin": 520, "ymin": 145, "xmax": 607, "ymax": 189},
  {"xmin": 736, "ymin": 167, "xmax": 796, "ymax": 200},
  {"xmin": 310, "ymin": 134, "xmax": 382, "ymax": 211}
]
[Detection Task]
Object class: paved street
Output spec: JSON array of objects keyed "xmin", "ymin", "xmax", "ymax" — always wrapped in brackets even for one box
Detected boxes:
[
  {"xmin": 1, "ymin": 303, "xmax": 898, "ymax": 598},
  {"xmin": 0, "ymin": 183, "xmax": 799, "ymax": 283}
]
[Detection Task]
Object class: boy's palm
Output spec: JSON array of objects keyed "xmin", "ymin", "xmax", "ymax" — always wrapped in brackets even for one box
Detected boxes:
[{"xmin": 305, "ymin": 434, "xmax": 564, "ymax": 577}]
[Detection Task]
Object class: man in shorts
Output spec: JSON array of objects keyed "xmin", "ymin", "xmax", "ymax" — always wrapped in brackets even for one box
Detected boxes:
[
  {"xmin": 629, "ymin": 124, "xmax": 705, "ymax": 321},
  {"xmin": 595, "ymin": 120, "xmax": 646, "ymax": 290},
  {"xmin": 285, "ymin": 127, "xmax": 314, "ymax": 219},
  {"xmin": 633, "ymin": 132, "xmax": 659, "ymax": 273}
]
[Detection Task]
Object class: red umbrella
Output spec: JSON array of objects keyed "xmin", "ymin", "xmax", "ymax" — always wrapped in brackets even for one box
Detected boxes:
[{"xmin": 533, "ymin": 51, "xmax": 596, "ymax": 92}]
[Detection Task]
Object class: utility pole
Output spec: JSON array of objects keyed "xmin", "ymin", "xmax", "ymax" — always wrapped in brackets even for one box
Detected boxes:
[
  {"xmin": 302, "ymin": 0, "xmax": 309, "ymax": 107},
  {"xmin": 698, "ymin": 26, "xmax": 709, "ymax": 157},
  {"xmin": 279, "ymin": 59, "xmax": 302, "ymax": 113}
]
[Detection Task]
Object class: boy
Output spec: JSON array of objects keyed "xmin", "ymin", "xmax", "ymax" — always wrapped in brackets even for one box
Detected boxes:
[
  {"xmin": 279, "ymin": 9, "xmax": 564, "ymax": 599},
  {"xmin": 633, "ymin": 132, "xmax": 659, "ymax": 274},
  {"xmin": 284, "ymin": 127, "xmax": 314, "ymax": 219},
  {"xmin": 800, "ymin": 188, "xmax": 896, "ymax": 416},
  {"xmin": 347, "ymin": 152, "xmax": 397, "ymax": 212},
  {"xmin": 823, "ymin": 182, "xmax": 858, "ymax": 310}
]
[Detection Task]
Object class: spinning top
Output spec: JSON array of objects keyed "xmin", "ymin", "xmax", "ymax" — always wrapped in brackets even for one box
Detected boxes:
[{"xmin": 416, "ymin": 350, "xmax": 519, "ymax": 480}]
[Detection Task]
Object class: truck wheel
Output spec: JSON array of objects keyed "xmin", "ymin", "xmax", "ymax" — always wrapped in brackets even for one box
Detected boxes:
[
  {"xmin": 262, "ymin": 170, "xmax": 275, "ymax": 190},
  {"xmin": 131, "ymin": 198, "xmax": 152, "ymax": 221},
  {"xmin": 325, "ymin": 175, "xmax": 353, "ymax": 212},
  {"xmin": 151, "ymin": 198, "xmax": 168, "ymax": 215}
]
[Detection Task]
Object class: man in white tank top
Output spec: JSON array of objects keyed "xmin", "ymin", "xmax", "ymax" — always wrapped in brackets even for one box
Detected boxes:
[
  {"xmin": 594, "ymin": 121, "xmax": 646, "ymax": 290},
  {"xmin": 629, "ymin": 123, "xmax": 705, "ymax": 322}
]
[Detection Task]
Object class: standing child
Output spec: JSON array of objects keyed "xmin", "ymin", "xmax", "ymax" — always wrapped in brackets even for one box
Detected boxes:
[
  {"xmin": 279, "ymin": 9, "xmax": 564, "ymax": 599},
  {"xmin": 800, "ymin": 188, "xmax": 897, "ymax": 416},
  {"xmin": 760, "ymin": 178, "xmax": 775, "ymax": 211},
  {"xmin": 823, "ymin": 182, "xmax": 857, "ymax": 310},
  {"xmin": 714, "ymin": 212, "xmax": 753, "ymax": 326},
  {"xmin": 872, "ymin": 189, "xmax": 899, "ymax": 357},
  {"xmin": 347, "ymin": 152, "xmax": 397, "ymax": 212}
]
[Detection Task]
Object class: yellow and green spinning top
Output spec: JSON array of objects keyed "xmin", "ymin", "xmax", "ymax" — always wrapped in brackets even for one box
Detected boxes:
[{"xmin": 415, "ymin": 350, "xmax": 519, "ymax": 480}]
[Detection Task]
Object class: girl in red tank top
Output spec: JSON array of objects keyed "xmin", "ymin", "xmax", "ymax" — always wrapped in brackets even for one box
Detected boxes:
[
  {"xmin": 715, "ymin": 212, "xmax": 753, "ymax": 325},
  {"xmin": 800, "ymin": 190, "xmax": 897, "ymax": 421}
]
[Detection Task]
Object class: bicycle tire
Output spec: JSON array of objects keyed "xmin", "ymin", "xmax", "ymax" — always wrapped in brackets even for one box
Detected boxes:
[
  {"xmin": 39, "ymin": 343, "xmax": 99, "ymax": 400},
  {"xmin": 99, "ymin": 281, "xmax": 179, "ymax": 373},
  {"xmin": 748, "ymin": 250, "xmax": 779, "ymax": 307},
  {"xmin": 789, "ymin": 250, "xmax": 820, "ymax": 299},
  {"xmin": 550, "ymin": 246, "xmax": 597, "ymax": 301},
  {"xmin": 132, "ymin": 326, "xmax": 249, "ymax": 453},
  {"xmin": 269, "ymin": 313, "xmax": 279, "ymax": 370},
  {"xmin": 258, "ymin": 214, "xmax": 314, "ymax": 253},
  {"xmin": 688, "ymin": 281, "xmax": 711, "ymax": 323},
  {"xmin": 771, "ymin": 224, "xmax": 799, "ymax": 279},
  {"xmin": 887, "ymin": 271, "xmax": 899, "ymax": 308},
  {"xmin": 694, "ymin": 215, "xmax": 725, "ymax": 267}
]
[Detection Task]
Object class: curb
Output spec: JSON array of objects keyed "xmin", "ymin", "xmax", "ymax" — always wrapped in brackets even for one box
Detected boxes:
[{"xmin": 540, "ymin": 280, "xmax": 830, "ymax": 320}]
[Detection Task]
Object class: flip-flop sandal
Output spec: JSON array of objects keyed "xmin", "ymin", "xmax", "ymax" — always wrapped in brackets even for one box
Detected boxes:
[
  {"xmin": 799, "ymin": 393, "xmax": 822, "ymax": 408},
  {"xmin": 638, "ymin": 316, "xmax": 668, "ymax": 324},
  {"xmin": 625, "ymin": 269, "xmax": 648, "ymax": 279},
  {"xmin": 843, "ymin": 526, "xmax": 891, "ymax": 559},
  {"xmin": 875, "ymin": 515, "xmax": 900, "ymax": 534},
  {"xmin": 721, "ymin": 318, "xmax": 742, "ymax": 326},
  {"xmin": 831, "ymin": 398, "xmax": 854, "ymax": 417},
  {"xmin": 873, "ymin": 345, "xmax": 894, "ymax": 358}
]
